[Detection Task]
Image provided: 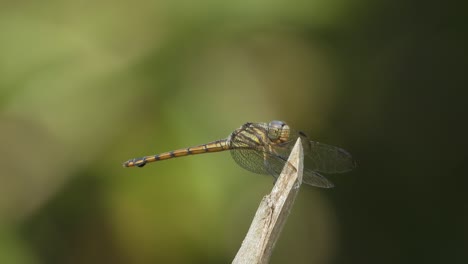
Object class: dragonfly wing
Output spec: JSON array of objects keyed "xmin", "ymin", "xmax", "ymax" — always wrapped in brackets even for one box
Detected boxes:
[
  {"xmin": 304, "ymin": 141, "xmax": 356, "ymax": 174},
  {"xmin": 303, "ymin": 168, "xmax": 334, "ymax": 188},
  {"xmin": 230, "ymin": 148, "xmax": 271, "ymax": 175},
  {"xmin": 263, "ymin": 152, "xmax": 297, "ymax": 178},
  {"xmin": 230, "ymin": 148, "xmax": 296, "ymax": 178}
]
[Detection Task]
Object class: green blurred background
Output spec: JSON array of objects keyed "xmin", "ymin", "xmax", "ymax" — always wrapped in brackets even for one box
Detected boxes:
[{"xmin": 0, "ymin": 1, "xmax": 466, "ymax": 263}]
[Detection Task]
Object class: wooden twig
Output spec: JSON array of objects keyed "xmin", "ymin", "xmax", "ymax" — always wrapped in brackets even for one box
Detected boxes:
[{"xmin": 232, "ymin": 138, "xmax": 304, "ymax": 264}]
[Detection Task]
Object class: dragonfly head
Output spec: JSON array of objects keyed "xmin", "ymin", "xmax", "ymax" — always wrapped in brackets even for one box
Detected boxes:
[{"xmin": 267, "ymin": 120, "xmax": 290, "ymax": 143}]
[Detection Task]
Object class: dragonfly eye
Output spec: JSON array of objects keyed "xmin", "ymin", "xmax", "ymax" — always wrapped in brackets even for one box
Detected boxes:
[
  {"xmin": 267, "ymin": 120, "xmax": 287, "ymax": 141},
  {"xmin": 269, "ymin": 120, "xmax": 285, "ymax": 128}
]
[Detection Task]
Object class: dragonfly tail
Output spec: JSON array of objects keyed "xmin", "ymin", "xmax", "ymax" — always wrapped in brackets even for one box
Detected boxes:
[{"xmin": 122, "ymin": 139, "xmax": 230, "ymax": 168}]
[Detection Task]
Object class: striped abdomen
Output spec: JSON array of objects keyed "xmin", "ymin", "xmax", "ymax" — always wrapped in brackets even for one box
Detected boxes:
[{"xmin": 123, "ymin": 139, "xmax": 230, "ymax": 168}]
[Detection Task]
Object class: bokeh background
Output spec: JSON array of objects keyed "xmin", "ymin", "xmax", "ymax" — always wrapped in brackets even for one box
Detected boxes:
[{"xmin": 0, "ymin": 1, "xmax": 466, "ymax": 263}]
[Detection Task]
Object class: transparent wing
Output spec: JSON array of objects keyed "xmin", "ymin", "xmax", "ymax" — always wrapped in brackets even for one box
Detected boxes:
[
  {"xmin": 230, "ymin": 148, "xmax": 271, "ymax": 175},
  {"xmin": 303, "ymin": 168, "xmax": 334, "ymax": 188},
  {"xmin": 230, "ymin": 148, "xmax": 296, "ymax": 179},
  {"xmin": 231, "ymin": 147, "xmax": 333, "ymax": 188},
  {"xmin": 304, "ymin": 141, "xmax": 356, "ymax": 174},
  {"xmin": 275, "ymin": 128, "xmax": 355, "ymax": 174}
]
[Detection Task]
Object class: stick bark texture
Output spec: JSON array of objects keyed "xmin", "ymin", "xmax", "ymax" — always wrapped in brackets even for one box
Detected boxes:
[{"xmin": 233, "ymin": 138, "xmax": 304, "ymax": 264}]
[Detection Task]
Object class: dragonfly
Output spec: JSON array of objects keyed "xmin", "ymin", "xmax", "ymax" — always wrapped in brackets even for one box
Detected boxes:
[{"xmin": 123, "ymin": 120, "xmax": 356, "ymax": 188}]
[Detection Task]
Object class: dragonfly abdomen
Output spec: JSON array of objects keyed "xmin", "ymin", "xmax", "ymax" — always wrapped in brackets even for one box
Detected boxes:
[{"xmin": 123, "ymin": 139, "xmax": 229, "ymax": 168}]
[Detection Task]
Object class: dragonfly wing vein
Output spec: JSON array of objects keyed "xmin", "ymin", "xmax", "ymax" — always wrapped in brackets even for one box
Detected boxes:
[
  {"xmin": 303, "ymin": 168, "xmax": 335, "ymax": 188},
  {"xmin": 230, "ymin": 148, "xmax": 297, "ymax": 179},
  {"xmin": 304, "ymin": 141, "xmax": 356, "ymax": 174}
]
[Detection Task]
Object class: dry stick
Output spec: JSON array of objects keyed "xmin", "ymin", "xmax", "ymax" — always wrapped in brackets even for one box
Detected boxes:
[{"xmin": 233, "ymin": 138, "xmax": 304, "ymax": 264}]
